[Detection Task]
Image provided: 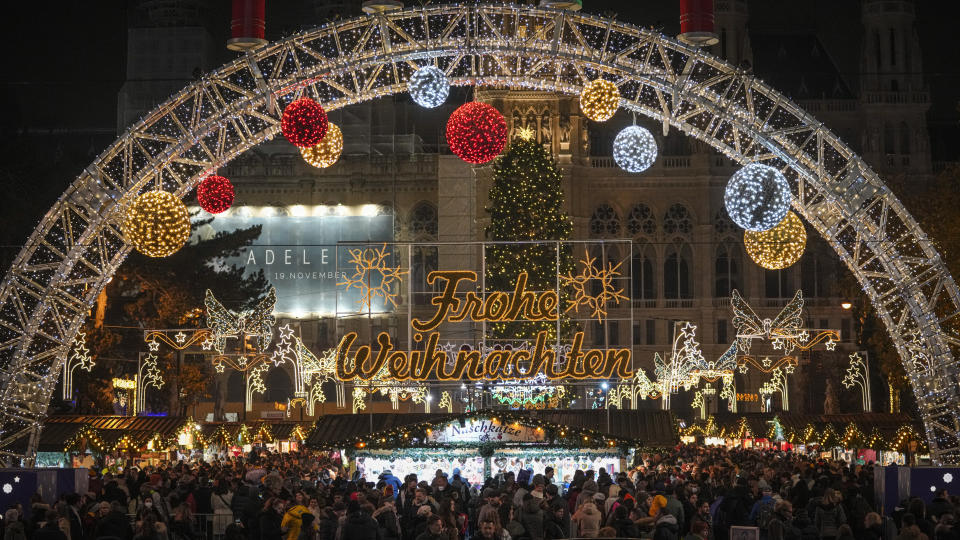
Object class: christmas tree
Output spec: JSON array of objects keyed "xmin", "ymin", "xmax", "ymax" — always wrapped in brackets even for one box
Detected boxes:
[{"xmin": 485, "ymin": 137, "xmax": 574, "ymax": 339}]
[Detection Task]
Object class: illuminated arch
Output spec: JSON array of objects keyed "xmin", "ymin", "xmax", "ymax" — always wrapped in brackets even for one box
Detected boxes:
[{"xmin": 1, "ymin": 3, "xmax": 959, "ymax": 462}]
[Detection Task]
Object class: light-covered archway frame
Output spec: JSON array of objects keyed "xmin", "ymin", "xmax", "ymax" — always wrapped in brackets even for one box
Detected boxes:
[{"xmin": 1, "ymin": 3, "xmax": 958, "ymax": 462}]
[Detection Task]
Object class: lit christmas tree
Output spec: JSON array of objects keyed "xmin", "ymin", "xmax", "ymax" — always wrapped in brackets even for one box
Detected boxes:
[{"xmin": 485, "ymin": 137, "xmax": 574, "ymax": 339}]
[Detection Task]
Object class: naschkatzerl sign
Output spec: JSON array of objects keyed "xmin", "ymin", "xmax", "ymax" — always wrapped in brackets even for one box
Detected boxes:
[
  {"xmin": 427, "ymin": 418, "xmax": 547, "ymax": 444},
  {"xmin": 194, "ymin": 208, "xmax": 393, "ymax": 317}
]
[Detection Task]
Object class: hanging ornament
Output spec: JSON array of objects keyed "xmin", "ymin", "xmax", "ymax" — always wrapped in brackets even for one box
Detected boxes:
[
  {"xmin": 124, "ymin": 190, "xmax": 191, "ymax": 258},
  {"xmin": 613, "ymin": 125, "xmax": 658, "ymax": 173},
  {"xmin": 579, "ymin": 79, "xmax": 620, "ymax": 122},
  {"xmin": 724, "ymin": 163, "xmax": 792, "ymax": 232},
  {"xmin": 445, "ymin": 102, "xmax": 508, "ymax": 164},
  {"xmin": 301, "ymin": 123, "xmax": 344, "ymax": 168},
  {"xmin": 196, "ymin": 175, "xmax": 235, "ymax": 214},
  {"xmin": 281, "ymin": 97, "xmax": 328, "ymax": 148},
  {"xmin": 744, "ymin": 211, "xmax": 806, "ymax": 270},
  {"xmin": 408, "ymin": 65, "xmax": 450, "ymax": 108}
]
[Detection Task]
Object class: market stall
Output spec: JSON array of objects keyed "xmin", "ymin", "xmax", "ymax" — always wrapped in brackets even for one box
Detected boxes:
[{"xmin": 306, "ymin": 409, "xmax": 676, "ymax": 484}]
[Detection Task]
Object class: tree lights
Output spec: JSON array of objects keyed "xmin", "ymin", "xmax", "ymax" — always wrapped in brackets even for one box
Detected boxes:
[
  {"xmin": 196, "ymin": 175, "xmax": 235, "ymax": 214},
  {"xmin": 281, "ymin": 97, "xmax": 328, "ymax": 148},
  {"xmin": 446, "ymin": 102, "xmax": 507, "ymax": 164},
  {"xmin": 407, "ymin": 65, "xmax": 450, "ymax": 108},
  {"xmin": 724, "ymin": 163, "xmax": 792, "ymax": 232},
  {"xmin": 123, "ymin": 191, "xmax": 191, "ymax": 258},
  {"xmin": 579, "ymin": 79, "xmax": 620, "ymax": 121},
  {"xmin": 613, "ymin": 125, "xmax": 658, "ymax": 172},
  {"xmin": 300, "ymin": 123, "xmax": 343, "ymax": 168},
  {"xmin": 743, "ymin": 212, "xmax": 807, "ymax": 270}
]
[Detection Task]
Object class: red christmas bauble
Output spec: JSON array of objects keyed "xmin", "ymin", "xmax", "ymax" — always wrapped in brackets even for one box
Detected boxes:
[
  {"xmin": 197, "ymin": 175, "xmax": 235, "ymax": 214},
  {"xmin": 446, "ymin": 102, "xmax": 508, "ymax": 164},
  {"xmin": 281, "ymin": 97, "xmax": 329, "ymax": 148}
]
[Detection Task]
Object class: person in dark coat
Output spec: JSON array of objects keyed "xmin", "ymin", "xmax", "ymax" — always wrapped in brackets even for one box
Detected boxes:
[
  {"xmin": 94, "ymin": 503, "xmax": 134, "ymax": 540},
  {"xmin": 64, "ymin": 494, "xmax": 84, "ymax": 540},
  {"xmin": 32, "ymin": 511, "xmax": 67, "ymax": 540},
  {"xmin": 611, "ymin": 506, "xmax": 640, "ymax": 539},
  {"xmin": 259, "ymin": 498, "xmax": 286, "ymax": 540},
  {"xmin": 338, "ymin": 502, "xmax": 380, "ymax": 540},
  {"xmin": 519, "ymin": 494, "xmax": 545, "ymax": 540}
]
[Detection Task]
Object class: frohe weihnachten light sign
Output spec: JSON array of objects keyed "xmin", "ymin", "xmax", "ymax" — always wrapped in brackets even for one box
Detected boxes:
[{"xmin": 335, "ymin": 270, "xmax": 633, "ymax": 381}]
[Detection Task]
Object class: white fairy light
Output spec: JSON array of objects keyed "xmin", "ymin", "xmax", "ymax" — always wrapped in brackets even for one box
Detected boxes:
[
  {"xmin": 408, "ymin": 66, "xmax": 450, "ymax": 108},
  {"xmin": 613, "ymin": 125, "xmax": 658, "ymax": 173},
  {"xmin": 724, "ymin": 163, "xmax": 792, "ymax": 232}
]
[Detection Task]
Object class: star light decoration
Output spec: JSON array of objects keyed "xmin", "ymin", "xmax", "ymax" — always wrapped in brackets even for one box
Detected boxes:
[
  {"xmin": 407, "ymin": 65, "xmax": 450, "ymax": 108},
  {"xmin": 744, "ymin": 211, "xmax": 807, "ymax": 270},
  {"xmin": 724, "ymin": 163, "xmax": 792, "ymax": 232},
  {"xmin": 560, "ymin": 249, "xmax": 628, "ymax": 321},
  {"xmin": 281, "ymin": 97, "xmax": 328, "ymax": 148},
  {"xmin": 300, "ymin": 123, "xmax": 343, "ymax": 168},
  {"xmin": 123, "ymin": 190, "xmax": 191, "ymax": 257},
  {"xmin": 445, "ymin": 102, "xmax": 508, "ymax": 164},
  {"xmin": 338, "ymin": 243, "xmax": 408, "ymax": 312},
  {"xmin": 271, "ymin": 323, "xmax": 343, "ymax": 413},
  {"xmin": 843, "ymin": 352, "xmax": 871, "ymax": 411},
  {"xmin": 613, "ymin": 125, "xmax": 658, "ymax": 173},
  {"xmin": 579, "ymin": 79, "xmax": 620, "ymax": 121},
  {"xmin": 63, "ymin": 330, "xmax": 96, "ymax": 399}
]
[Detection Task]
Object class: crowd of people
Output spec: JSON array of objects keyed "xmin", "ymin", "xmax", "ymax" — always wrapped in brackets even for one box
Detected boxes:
[{"xmin": 0, "ymin": 446, "xmax": 957, "ymax": 540}]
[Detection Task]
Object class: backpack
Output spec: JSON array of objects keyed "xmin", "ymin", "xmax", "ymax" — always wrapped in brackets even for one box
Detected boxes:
[{"xmin": 755, "ymin": 500, "xmax": 776, "ymax": 529}]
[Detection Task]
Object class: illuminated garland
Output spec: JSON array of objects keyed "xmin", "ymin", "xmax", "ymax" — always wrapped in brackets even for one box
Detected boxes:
[
  {"xmin": 124, "ymin": 190, "xmax": 191, "ymax": 258},
  {"xmin": 281, "ymin": 97, "xmax": 328, "ymax": 148},
  {"xmin": 300, "ymin": 123, "xmax": 343, "ymax": 168},
  {"xmin": 579, "ymin": 79, "xmax": 620, "ymax": 121},
  {"xmin": 446, "ymin": 102, "xmax": 507, "ymax": 164},
  {"xmin": 724, "ymin": 163, "xmax": 792, "ymax": 232},
  {"xmin": 197, "ymin": 175, "xmax": 235, "ymax": 214}
]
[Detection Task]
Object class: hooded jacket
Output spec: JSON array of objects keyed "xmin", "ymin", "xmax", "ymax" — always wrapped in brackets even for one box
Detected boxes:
[
  {"xmin": 654, "ymin": 513, "xmax": 680, "ymax": 540},
  {"xmin": 572, "ymin": 502, "xmax": 602, "ymax": 537},
  {"xmin": 283, "ymin": 505, "xmax": 311, "ymax": 540},
  {"xmin": 520, "ymin": 497, "xmax": 545, "ymax": 540}
]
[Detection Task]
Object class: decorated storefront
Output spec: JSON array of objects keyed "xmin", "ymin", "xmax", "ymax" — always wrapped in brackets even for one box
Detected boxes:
[{"xmin": 307, "ymin": 409, "xmax": 675, "ymax": 484}]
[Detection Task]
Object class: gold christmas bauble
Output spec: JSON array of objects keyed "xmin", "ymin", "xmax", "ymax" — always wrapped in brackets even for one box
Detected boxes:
[
  {"xmin": 300, "ymin": 123, "xmax": 343, "ymax": 168},
  {"xmin": 124, "ymin": 190, "xmax": 191, "ymax": 258},
  {"xmin": 579, "ymin": 79, "xmax": 620, "ymax": 122},
  {"xmin": 744, "ymin": 211, "xmax": 806, "ymax": 270}
]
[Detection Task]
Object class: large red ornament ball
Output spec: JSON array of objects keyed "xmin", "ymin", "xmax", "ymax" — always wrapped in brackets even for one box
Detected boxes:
[
  {"xmin": 281, "ymin": 97, "xmax": 328, "ymax": 148},
  {"xmin": 445, "ymin": 102, "xmax": 508, "ymax": 164},
  {"xmin": 197, "ymin": 175, "xmax": 235, "ymax": 214}
]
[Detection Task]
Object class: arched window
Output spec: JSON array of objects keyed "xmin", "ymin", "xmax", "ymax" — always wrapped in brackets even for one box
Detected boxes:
[
  {"xmin": 663, "ymin": 204, "xmax": 693, "ymax": 237},
  {"xmin": 884, "ymin": 124, "xmax": 896, "ymax": 155},
  {"xmin": 664, "ymin": 243, "xmax": 692, "ymax": 299},
  {"xmin": 714, "ymin": 210, "xmax": 736, "ymax": 238},
  {"xmin": 589, "ymin": 204, "xmax": 621, "ymax": 238},
  {"xmin": 264, "ymin": 368, "xmax": 293, "ymax": 403},
  {"xmin": 632, "ymin": 242, "xmax": 656, "ymax": 303},
  {"xmin": 412, "ymin": 246, "xmax": 438, "ymax": 303},
  {"xmin": 765, "ymin": 269, "xmax": 793, "ymax": 299},
  {"xmin": 899, "ymin": 122, "xmax": 911, "ymax": 154},
  {"xmin": 627, "ymin": 204, "xmax": 656, "ymax": 237},
  {"xmin": 409, "ymin": 202, "xmax": 438, "ymax": 240},
  {"xmin": 715, "ymin": 244, "xmax": 741, "ymax": 298}
]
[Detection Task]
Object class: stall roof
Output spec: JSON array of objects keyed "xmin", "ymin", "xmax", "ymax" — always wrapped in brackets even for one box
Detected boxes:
[{"xmin": 305, "ymin": 409, "xmax": 676, "ymax": 448}]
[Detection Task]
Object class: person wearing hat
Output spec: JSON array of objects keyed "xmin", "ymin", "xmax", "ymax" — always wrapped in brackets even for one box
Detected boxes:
[{"xmin": 380, "ymin": 470, "xmax": 403, "ymax": 500}]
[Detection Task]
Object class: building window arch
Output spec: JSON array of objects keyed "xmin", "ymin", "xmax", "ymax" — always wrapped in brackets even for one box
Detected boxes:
[
  {"xmin": 664, "ymin": 242, "xmax": 692, "ymax": 299},
  {"xmin": 715, "ymin": 243, "xmax": 742, "ymax": 298},
  {"xmin": 663, "ymin": 204, "xmax": 693, "ymax": 238},
  {"xmin": 627, "ymin": 204, "xmax": 657, "ymax": 238},
  {"xmin": 899, "ymin": 121, "xmax": 911, "ymax": 154},
  {"xmin": 589, "ymin": 204, "xmax": 621, "ymax": 238},
  {"xmin": 632, "ymin": 241, "xmax": 656, "ymax": 302},
  {"xmin": 409, "ymin": 202, "xmax": 438, "ymax": 240}
]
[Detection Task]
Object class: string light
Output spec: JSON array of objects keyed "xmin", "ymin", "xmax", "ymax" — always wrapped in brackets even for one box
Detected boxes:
[
  {"xmin": 579, "ymin": 79, "xmax": 620, "ymax": 121},
  {"xmin": 613, "ymin": 125, "xmax": 657, "ymax": 172},
  {"xmin": 446, "ymin": 102, "xmax": 507, "ymax": 164},
  {"xmin": 281, "ymin": 97, "xmax": 328, "ymax": 148},
  {"xmin": 744, "ymin": 211, "xmax": 807, "ymax": 270},
  {"xmin": 300, "ymin": 123, "xmax": 343, "ymax": 168},
  {"xmin": 123, "ymin": 191, "xmax": 191, "ymax": 258},
  {"xmin": 407, "ymin": 65, "xmax": 450, "ymax": 108},
  {"xmin": 196, "ymin": 175, "xmax": 235, "ymax": 214},
  {"xmin": 724, "ymin": 163, "xmax": 792, "ymax": 232}
]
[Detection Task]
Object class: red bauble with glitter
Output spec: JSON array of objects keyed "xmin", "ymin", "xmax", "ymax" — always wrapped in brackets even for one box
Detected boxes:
[
  {"xmin": 281, "ymin": 97, "xmax": 329, "ymax": 148},
  {"xmin": 197, "ymin": 175, "xmax": 235, "ymax": 214},
  {"xmin": 445, "ymin": 102, "xmax": 508, "ymax": 164}
]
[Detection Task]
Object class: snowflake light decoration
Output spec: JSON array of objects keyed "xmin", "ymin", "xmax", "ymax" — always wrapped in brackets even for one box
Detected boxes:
[
  {"xmin": 338, "ymin": 243, "xmax": 408, "ymax": 311},
  {"xmin": 560, "ymin": 249, "xmax": 628, "ymax": 321}
]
